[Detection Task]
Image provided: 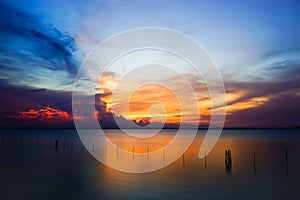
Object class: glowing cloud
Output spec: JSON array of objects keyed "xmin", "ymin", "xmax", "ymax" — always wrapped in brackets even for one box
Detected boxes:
[{"xmin": 7, "ymin": 106, "xmax": 74, "ymax": 123}]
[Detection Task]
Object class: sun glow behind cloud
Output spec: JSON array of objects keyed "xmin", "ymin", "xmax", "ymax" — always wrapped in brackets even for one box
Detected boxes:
[
  {"xmin": 96, "ymin": 70, "xmax": 213, "ymax": 125},
  {"xmin": 96, "ymin": 67, "xmax": 300, "ymax": 127},
  {"xmin": 128, "ymin": 84, "xmax": 180, "ymax": 124}
]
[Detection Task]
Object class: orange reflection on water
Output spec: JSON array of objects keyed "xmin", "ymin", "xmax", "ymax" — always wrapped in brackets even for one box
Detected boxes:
[
  {"xmin": 104, "ymin": 129, "xmax": 176, "ymax": 153},
  {"xmin": 98, "ymin": 130, "xmax": 294, "ymax": 178}
]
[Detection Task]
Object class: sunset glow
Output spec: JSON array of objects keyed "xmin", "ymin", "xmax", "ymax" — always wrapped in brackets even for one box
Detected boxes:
[
  {"xmin": 0, "ymin": 0, "xmax": 299, "ymax": 128},
  {"xmin": 8, "ymin": 106, "xmax": 74, "ymax": 123}
]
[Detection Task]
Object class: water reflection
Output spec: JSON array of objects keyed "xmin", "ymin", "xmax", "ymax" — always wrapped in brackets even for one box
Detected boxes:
[
  {"xmin": 1, "ymin": 129, "xmax": 300, "ymax": 199},
  {"xmin": 96, "ymin": 129, "xmax": 300, "ymax": 199},
  {"xmin": 95, "ymin": 129, "xmax": 300, "ymax": 177},
  {"xmin": 79, "ymin": 129, "xmax": 199, "ymax": 173}
]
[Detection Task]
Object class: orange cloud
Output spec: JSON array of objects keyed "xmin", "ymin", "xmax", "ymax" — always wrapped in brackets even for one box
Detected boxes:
[
  {"xmin": 127, "ymin": 84, "xmax": 181, "ymax": 123},
  {"xmin": 97, "ymin": 70, "xmax": 296, "ymax": 127},
  {"xmin": 96, "ymin": 72, "xmax": 206, "ymax": 125},
  {"xmin": 7, "ymin": 106, "xmax": 77, "ymax": 123}
]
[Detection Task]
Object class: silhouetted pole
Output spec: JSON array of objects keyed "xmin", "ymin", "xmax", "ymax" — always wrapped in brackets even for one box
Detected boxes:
[
  {"xmin": 285, "ymin": 149, "xmax": 288, "ymax": 176},
  {"xmin": 182, "ymin": 151, "xmax": 185, "ymax": 167},
  {"xmin": 163, "ymin": 149, "xmax": 165, "ymax": 164},
  {"xmin": 132, "ymin": 146, "xmax": 135, "ymax": 160},
  {"xmin": 204, "ymin": 152, "xmax": 207, "ymax": 170},
  {"xmin": 225, "ymin": 149, "xmax": 232, "ymax": 176},
  {"xmin": 253, "ymin": 153, "xmax": 256, "ymax": 174},
  {"xmin": 55, "ymin": 140, "xmax": 59, "ymax": 150},
  {"xmin": 147, "ymin": 147, "xmax": 150, "ymax": 161}
]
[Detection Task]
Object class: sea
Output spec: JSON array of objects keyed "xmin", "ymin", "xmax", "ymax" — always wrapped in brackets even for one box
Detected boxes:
[{"xmin": 0, "ymin": 129, "xmax": 299, "ymax": 200}]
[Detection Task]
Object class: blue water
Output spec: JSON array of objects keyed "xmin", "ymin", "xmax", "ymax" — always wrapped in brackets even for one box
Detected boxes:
[{"xmin": 0, "ymin": 129, "xmax": 299, "ymax": 200}]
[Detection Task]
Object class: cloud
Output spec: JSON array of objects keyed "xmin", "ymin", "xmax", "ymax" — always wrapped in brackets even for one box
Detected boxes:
[
  {"xmin": 225, "ymin": 63, "xmax": 300, "ymax": 106},
  {"xmin": 65, "ymin": 60, "xmax": 300, "ymax": 128},
  {"xmin": 0, "ymin": 1, "xmax": 78, "ymax": 89},
  {"xmin": 221, "ymin": 60, "xmax": 300, "ymax": 127},
  {"xmin": 0, "ymin": 84, "xmax": 168, "ymax": 128},
  {"xmin": 30, "ymin": 88, "xmax": 47, "ymax": 92},
  {"xmin": 7, "ymin": 106, "xmax": 73, "ymax": 122},
  {"xmin": 225, "ymin": 90, "xmax": 300, "ymax": 128},
  {"xmin": 0, "ymin": 84, "xmax": 74, "ymax": 128},
  {"xmin": 264, "ymin": 47, "xmax": 300, "ymax": 60},
  {"xmin": 95, "ymin": 71, "xmax": 204, "ymax": 125}
]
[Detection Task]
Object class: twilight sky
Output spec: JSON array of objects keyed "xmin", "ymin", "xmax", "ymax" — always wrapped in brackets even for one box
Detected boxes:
[{"xmin": 0, "ymin": 0, "xmax": 299, "ymax": 128}]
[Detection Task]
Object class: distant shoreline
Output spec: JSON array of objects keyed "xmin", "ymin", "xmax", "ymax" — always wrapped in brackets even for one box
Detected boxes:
[{"xmin": 0, "ymin": 127, "xmax": 299, "ymax": 130}]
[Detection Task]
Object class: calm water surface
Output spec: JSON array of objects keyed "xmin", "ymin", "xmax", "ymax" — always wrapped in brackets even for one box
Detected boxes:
[{"xmin": 0, "ymin": 129, "xmax": 299, "ymax": 200}]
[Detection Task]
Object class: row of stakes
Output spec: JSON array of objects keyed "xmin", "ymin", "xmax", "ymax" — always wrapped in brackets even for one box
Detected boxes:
[
  {"xmin": 224, "ymin": 149, "xmax": 289, "ymax": 176},
  {"xmin": 1, "ymin": 137, "xmax": 289, "ymax": 175},
  {"xmin": 0, "ymin": 136, "xmax": 82, "ymax": 151}
]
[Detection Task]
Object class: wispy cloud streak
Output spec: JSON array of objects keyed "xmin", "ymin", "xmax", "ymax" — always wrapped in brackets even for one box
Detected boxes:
[{"xmin": 0, "ymin": 1, "xmax": 78, "ymax": 89}]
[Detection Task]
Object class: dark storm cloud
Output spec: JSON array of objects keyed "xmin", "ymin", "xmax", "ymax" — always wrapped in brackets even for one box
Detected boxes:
[
  {"xmin": 0, "ymin": 84, "xmax": 74, "ymax": 128},
  {"xmin": 0, "ymin": 85, "xmax": 73, "ymax": 116}
]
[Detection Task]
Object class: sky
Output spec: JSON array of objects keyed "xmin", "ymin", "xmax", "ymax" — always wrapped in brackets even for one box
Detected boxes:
[{"xmin": 0, "ymin": 0, "xmax": 299, "ymax": 128}]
